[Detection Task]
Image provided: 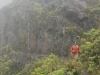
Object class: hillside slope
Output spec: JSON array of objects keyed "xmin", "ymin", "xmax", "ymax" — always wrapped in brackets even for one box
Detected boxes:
[
  {"xmin": 0, "ymin": 0, "xmax": 97, "ymax": 55},
  {"xmin": 0, "ymin": 0, "xmax": 100, "ymax": 75}
]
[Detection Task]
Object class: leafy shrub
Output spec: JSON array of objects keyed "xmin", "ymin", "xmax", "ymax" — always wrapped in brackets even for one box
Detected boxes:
[
  {"xmin": 31, "ymin": 54, "xmax": 82, "ymax": 75},
  {"xmin": 80, "ymin": 28, "xmax": 100, "ymax": 75}
]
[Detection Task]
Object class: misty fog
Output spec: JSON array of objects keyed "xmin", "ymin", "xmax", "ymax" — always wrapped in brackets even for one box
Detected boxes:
[{"xmin": 0, "ymin": 0, "xmax": 12, "ymax": 8}]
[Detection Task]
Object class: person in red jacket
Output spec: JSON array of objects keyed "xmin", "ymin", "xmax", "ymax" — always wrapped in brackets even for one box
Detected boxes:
[{"xmin": 70, "ymin": 42, "xmax": 81, "ymax": 60}]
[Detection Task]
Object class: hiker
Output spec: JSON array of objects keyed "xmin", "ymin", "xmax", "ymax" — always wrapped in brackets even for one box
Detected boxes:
[{"xmin": 70, "ymin": 42, "xmax": 81, "ymax": 60}]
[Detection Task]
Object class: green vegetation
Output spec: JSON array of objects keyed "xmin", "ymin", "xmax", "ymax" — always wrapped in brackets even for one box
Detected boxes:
[
  {"xmin": 17, "ymin": 54, "xmax": 83, "ymax": 75},
  {"xmin": 80, "ymin": 28, "xmax": 100, "ymax": 75}
]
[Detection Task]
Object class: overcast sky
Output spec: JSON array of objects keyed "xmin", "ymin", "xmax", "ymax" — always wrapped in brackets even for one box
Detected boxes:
[{"xmin": 0, "ymin": 0, "xmax": 12, "ymax": 8}]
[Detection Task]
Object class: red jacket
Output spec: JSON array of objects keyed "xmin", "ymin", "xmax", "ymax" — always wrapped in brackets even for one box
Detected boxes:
[{"xmin": 70, "ymin": 45, "xmax": 80, "ymax": 55}]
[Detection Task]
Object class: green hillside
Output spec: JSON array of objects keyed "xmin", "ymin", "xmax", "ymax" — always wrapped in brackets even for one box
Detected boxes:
[{"xmin": 0, "ymin": 0, "xmax": 100, "ymax": 75}]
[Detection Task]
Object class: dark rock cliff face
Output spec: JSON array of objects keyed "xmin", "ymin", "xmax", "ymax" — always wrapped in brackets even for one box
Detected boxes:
[{"xmin": 0, "ymin": 0, "xmax": 97, "ymax": 56}]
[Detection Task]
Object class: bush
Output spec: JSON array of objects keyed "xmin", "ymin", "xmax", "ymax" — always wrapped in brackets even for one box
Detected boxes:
[
  {"xmin": 18, "ymin": 54, "xmax": 83, "ymax": 75},
  {"xmin": 80, "ymin": 28, "xmax": 100, "ymax": 75}
]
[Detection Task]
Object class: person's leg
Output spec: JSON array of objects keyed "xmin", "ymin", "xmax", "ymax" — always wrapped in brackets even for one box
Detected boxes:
[
  {"xmin": 74, "ymin": 54, "xmax": 78, "ymax": 61},
  {"xmin": 71, "ymin": 53, "xmax": 74, "ymax": 59}
]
